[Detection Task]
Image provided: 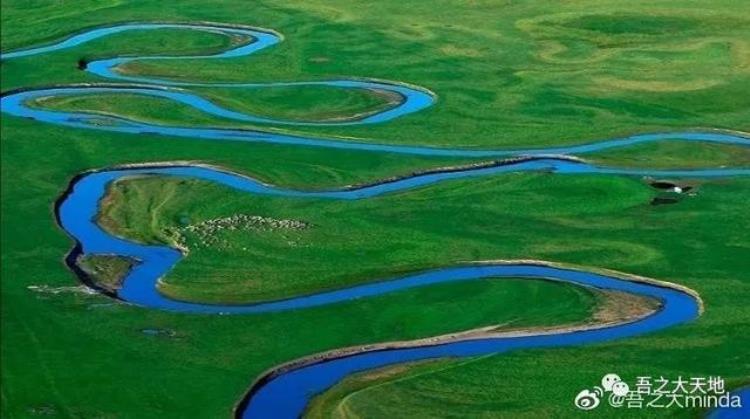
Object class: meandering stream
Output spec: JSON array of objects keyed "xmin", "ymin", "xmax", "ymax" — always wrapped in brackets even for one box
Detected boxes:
[{"xmin": 1, "ymin": 22, "xmax": 747, "ymax": 418}]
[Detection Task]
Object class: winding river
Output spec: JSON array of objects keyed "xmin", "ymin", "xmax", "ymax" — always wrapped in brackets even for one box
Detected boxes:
[{"xmin": 2, "ymin": 22, "xmax": 748, "ymax": 418}]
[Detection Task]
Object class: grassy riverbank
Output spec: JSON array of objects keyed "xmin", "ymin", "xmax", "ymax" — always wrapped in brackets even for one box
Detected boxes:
[
  {"xmin": 2, "ymin": 0, "xmax": 749, "ymax": 418},
  {"xmin": 95, "ymin": 173, "xmax": 674, "ymax": 304},
  {"xmin": 31, "ymin": 86, "xmax": 399, "ymax": 126}
]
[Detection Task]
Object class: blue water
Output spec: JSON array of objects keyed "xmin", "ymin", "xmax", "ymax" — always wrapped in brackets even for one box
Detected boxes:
[
  {"xmin": 3, "ymin": 22, "xmax": 748, "ymax": 418},
  {"xmin": 708, "ymin": 388, "xmax": 750, "ymax": 419},
  {"xmin": 57, "ymin": 161, "xmax": 750, "ymax": 314},
  {"xmin": 1, "ymin": 23, "xmax": 434, "ymax": 127},
  {"xmin": 55, "ymin": 161, "xmax": 747, "ymax": 418},
  {"xmin": 1, "ymin": 23, "xmax": 748, "ymax": 155}
]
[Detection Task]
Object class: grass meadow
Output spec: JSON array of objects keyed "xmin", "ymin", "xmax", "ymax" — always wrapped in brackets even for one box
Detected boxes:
[{"xmin": 2, "ymin": 0, "xmax": 749, "ymax": 417}]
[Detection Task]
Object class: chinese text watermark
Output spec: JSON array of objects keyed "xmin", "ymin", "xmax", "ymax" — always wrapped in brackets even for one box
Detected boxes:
[{"xmin": 574, "ymin": 373, "xmax": 742, "ymax": 411}]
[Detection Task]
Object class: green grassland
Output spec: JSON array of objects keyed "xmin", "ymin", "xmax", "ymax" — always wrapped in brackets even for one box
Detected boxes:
[
  {"xmin": 585, "ymin": 141, "xmax": 750, "ymax": 169},
  {"xmin": 95, "ymin": 173, "xmax": 696, "ymax": 304},
  {"xmin": 90, "ymin": 166, "xmax": 750, "ymax": 419},
  {"xmin": 3, "ymin": 0, "xmax": 750, "ymax": 148},
  {"xmin": 2, "ymin": 0, "xmax": 749, "ymax": 418},
  {"xmin": 32, "ymin": 85, "xmax": 399, "ymax": 125}
]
